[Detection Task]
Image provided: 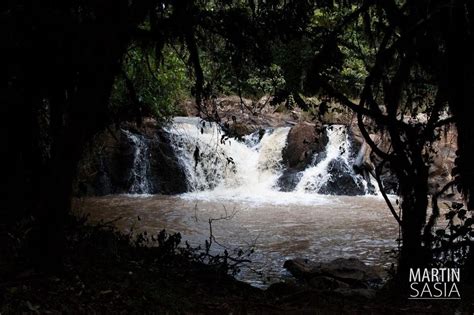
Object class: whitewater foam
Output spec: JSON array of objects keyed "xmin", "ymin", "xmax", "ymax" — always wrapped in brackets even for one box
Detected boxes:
[{"xmin": 162, "ymin": 117, "xmax": 372, "ymax": 203}]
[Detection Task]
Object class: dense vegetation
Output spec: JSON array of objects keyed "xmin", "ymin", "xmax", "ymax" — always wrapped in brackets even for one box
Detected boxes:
[{"xmin": 2, "ymin": 0, "xmax": 474, "ymax": 310}]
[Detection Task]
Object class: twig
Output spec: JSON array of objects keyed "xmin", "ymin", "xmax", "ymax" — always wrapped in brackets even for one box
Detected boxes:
[
  {"xmin": 423, "ymin": 180, "xmax": 456, "ymax": 248},
  {"xmin": 369, "ymin": 160, "xmax": 402, "ymax": 226}
]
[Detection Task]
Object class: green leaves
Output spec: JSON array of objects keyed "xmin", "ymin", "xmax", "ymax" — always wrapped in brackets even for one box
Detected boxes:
[
  {"xmin": 245, "ymin": 63, "xmax": 285, "ymax": 96},
  {"xmin": 110, "ymin": 44, "xmax": 191, "ymax": 121}
]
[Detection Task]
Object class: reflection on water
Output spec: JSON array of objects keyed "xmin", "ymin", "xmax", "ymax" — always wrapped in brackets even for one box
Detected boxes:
[{"xmin": 74, "ymin": 194, "xmax": 400, "ymax": 287}]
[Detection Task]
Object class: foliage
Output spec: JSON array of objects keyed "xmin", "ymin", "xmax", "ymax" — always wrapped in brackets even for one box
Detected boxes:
[
  {"xmin": 305, "ymin": 3, "xmax": 374, "ymax": 97},
  {"xmin": 244, "ymin": 64, "xmax": 286, "ymax": 98},
  {"xmin": 432, "ymin": 202, "xmax": 474, "ymax": 268},
  {"xmin": 0, "ymin": 214, "xmax": 262, "ymax": 313},
  {"xmin": 110, "ymin": 45, "xmax": 192, "ymax": 121},
  {"xmin": 81, "ymin": 214, "xmax": 254, "ymax": 277}
]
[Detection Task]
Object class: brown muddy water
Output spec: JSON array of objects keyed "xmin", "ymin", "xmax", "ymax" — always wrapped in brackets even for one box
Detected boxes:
[{"xmin": 73, "ymin": 194, "xmax": 404, "ymax": 287}]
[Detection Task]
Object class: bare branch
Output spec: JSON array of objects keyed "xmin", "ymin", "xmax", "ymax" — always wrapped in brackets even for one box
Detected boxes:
[
  {"xmin": 422, "ymin": 180, "xmax": 456, "ymax": 249},
  {"xmin": 370, "ymin": 161, "xmax": 402, "ymax": 226},
  {"xmin": 357, "ymin": 112, "xmax": 391, "ymax": 160}
]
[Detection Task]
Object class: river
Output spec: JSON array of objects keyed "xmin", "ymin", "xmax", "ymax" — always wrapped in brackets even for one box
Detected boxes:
[{"xmin": 74, "ymin": 193, "xmax": 399, "ymax": 287}]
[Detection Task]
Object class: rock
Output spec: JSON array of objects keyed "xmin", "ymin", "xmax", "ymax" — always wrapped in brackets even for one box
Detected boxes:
[
  {"xmin": 282, "ymin": 123, "xmax": 327, "ymax": 170},
  {"xmin": 176, "ymin": 99, "xmax": 199, "ymax": 116},
  {"xmin": 225, "ymin": 121, "xmax": 256, "ymax": 138},
  {"xmin": 277, "ymin": 169, "xmax": 303, "ymax": 192},
  {"xmin": 283, "ymin": 259, "xmax": 318, "ymax": 280},
  {"xmin": 318, "ymin": 158, "xmax": 366, "ymax": 196},
  {"xmin": 218, "ymin": 95, "xmax": 253, "ymax": 111},
  {"xmin": 350, "ymin": 123, "xmax": 458, "ymax": 197},
  {"xmin": 151, "ymin": 130, "xmax": 188, "ymax": 194},
  {"xmin": 308, "ymin": 276, "xmax": 350, "ymax": 290},
  {"xmin": 316, "ymin": 258, "xmax": 381, "ymax": 286},
  {"xmin": 74, "ymin": 120, "xmax": 187, "ymax": 196},
  {"xmin": 266, "ymin": 281, "xmax": 303, "ymax": 297},
  {"xmin": 334, "ymin": 288, "xmax": 377, "ymax": 299},
  {"xmin": 284, "ymin": 258, "xmax": 382, "ymax": 289},
  {"xmin": 277, "ymin": 122, "xmax": 327, "ymax": 192},
  {"xmin": 428, "ymin": 131, "xmax": 457, "ymax": 195}
]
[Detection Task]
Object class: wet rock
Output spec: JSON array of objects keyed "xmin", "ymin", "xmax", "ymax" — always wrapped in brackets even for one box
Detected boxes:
[
  {"xmin": 282, "ymin": 123, "xmax": 327, "ymax": 170},
  {"xmin": 277, "ymin": 169, "xmax": 303, "ymax": 192},
  {"xmin": 284, "ymin": 258, "xmax": 382, "ymax": 290},
  {"xmin": 277, "ymin": 123, "xmax": 328, "ymax": 191},
  {"xmin": 74, "ymin": 120, "xmax": 187, "ymax": 196},
  {"xmin": 151, "ymin": 130, "xmax": 188, "ymax": 194},
  {"xmin": 311, "ymin": 151, "xmax": 327, "ymax": 167},
  {"xmin": 318, "ymin": 158, "xmax": 366, "ymax": 196}
]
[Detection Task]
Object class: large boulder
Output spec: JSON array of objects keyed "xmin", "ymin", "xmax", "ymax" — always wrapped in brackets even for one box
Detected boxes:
[
  {"xmin": 318, "ymin": 158, "xmax": 366, "ymax": 195},
  {"xmin": 277, "ymin": 123, "xmax": 327, "ymax": 191},
  {"xmin": 282, "ymin": 123, "xmax": 327, "ymax": 170},
  {"xmin": 277, "ymin": 169, "xmax": 303, "ymax": 192}
]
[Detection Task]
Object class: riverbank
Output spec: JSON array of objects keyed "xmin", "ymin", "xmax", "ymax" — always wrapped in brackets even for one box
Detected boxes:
[{"xmin": 1, "ymin": 216, "xmax": 472, "ymax": 314}]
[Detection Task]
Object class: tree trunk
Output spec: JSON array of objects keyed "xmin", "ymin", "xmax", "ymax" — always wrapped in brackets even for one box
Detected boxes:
[
  {"xmin": 396, "ymin": 167, "xmax": 429, "ymax": 288},
  {"xmin": 445, "ymin": 0, "xmax": 474, "ymax": 210},
  {"xmin": 30, "ymin": 1, "xmax": 143, "ymax": 269}
]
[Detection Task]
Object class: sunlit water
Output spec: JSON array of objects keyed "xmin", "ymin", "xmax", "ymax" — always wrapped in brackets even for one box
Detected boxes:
[{"xmin": 74, "ymin": 193, "xmax": 400, "ymax": 287}]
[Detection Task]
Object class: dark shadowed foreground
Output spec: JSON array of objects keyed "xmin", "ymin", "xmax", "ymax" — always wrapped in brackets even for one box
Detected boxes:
[{"xmin": 1, "ymin": 216, "xmax": 473, "ymax": 314}]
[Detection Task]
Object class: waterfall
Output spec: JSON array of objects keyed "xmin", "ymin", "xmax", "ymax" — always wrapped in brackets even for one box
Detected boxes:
[
  {"xmin": 122, "ymin": 129, "xmax": 153, "ymax": 194},
  {"xmin": 164, "ymin": 117, "xmax": 290, "ymax": 194},
  {"xmin": 295, "ymin": 125, "xmax": 366, "ymax": 194},
  {"xmin": 296, "ymin": 125, "xmax": 350, "ymax": 192},
  {"xmin": 164, "ymin": 117, "xmax": 371, "ymax": 201},
  {"xmin": 116, "ymin": 117, "xmax": 373, "ymax": 200}
]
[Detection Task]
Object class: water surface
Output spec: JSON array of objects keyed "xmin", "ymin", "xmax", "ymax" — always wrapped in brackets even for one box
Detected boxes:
[{"xmin": 75, "ymin": 193, "xmax": 399, "ymax": 286}]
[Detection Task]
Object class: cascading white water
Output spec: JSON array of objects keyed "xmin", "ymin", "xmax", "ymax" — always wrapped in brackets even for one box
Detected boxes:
[
  {"xmin": 164, "ymin": 117, "xmax": 290, "ymax": 195},
  {"xmin": 163, "ymin": 117, "xmax": 372, "ymax": 204},
  {"xmin": 122, "ymin": 129, "xmax": 152, "ymax": 194},
  {"xmin": 296, "ymin": 125, "xmax": 358, "ymax": 193}
]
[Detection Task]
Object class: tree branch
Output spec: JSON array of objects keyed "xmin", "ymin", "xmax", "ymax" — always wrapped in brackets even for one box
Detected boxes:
[
  {"xmin": 184, "ymin": 27, "xmax": 204, "ymax": 115},
  {"xmin": 422, "ymin": 180, "xmax": 456, "ymax": 248},
  {"xmin": 370, "ymin": 160, "xmax": 402, "ymax": 226}
]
